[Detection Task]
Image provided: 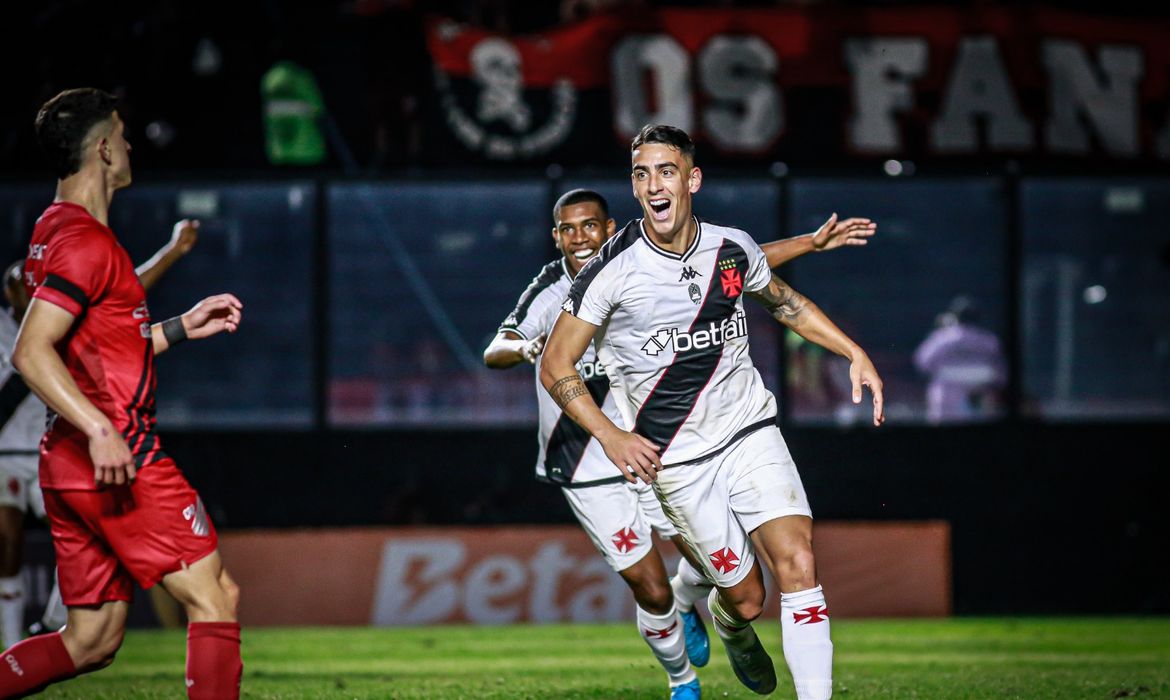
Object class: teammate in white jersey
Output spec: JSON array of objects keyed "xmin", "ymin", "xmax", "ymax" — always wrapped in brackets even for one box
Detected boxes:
[
  {"xmin": 541, "ymin": 125, "xmax": 885, "ymax": 700},
  {"xmin": 487, "ymin": 189, "xmax": 875, "ymax": 699},
  {"xmin": 0, "ymin": 222, "xmax": 198, "ymax": 648}
]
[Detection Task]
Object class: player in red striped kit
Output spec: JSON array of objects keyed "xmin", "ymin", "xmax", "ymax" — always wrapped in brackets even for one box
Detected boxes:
[{"xmin": 0, "ymin": 88, "xmax": 243, "ymax": 700}]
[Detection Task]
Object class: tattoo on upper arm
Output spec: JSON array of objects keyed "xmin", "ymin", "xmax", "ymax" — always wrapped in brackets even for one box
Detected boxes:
[
  {"xmin": 750, "ymin": 274, "xmax": 809, "ymax": 323},
  {"xmin": 550, "ymin": 375, "xmax": 588, "ymax": 409}
]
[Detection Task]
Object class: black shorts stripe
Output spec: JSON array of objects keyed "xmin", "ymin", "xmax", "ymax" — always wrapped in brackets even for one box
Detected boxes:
[
  {"xmin": 0, "ymin": 374, "xmax": 33, "ymax": 428},
  {"xmin": 42, "ymin": 274, "xmax": 90, "ymax": 311},
  {"xmin": 555, "ymin": 417, "xmax": 776, "ymax": 489},
  {"xmin": 567, "ymin": 220, "xmax": 639, "ymax": 316},
  {"xmin": 499, "ymin": 259, "xmax": 565, "ymax": 334},
  {"xmin": 543, "ymin": 377, "xmax": 611, "ymax": 485},
  {"xmin": 633, "ymin": 237, "xmax": 750, "ymax": 450}
]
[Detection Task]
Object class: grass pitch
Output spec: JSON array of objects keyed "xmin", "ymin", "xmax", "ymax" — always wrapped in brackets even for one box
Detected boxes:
[{"xmin": 38, "ymin": 617, "xmax": 1170, "ymax": 699}]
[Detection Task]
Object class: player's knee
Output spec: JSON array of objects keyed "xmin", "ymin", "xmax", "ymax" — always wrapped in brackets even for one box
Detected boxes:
[
  {"xmin": 730, "ymin": 594, "xmax": 765, "ymax": 622},
  {"xmin": 222, "ymin": 576, "xmax": 241, "ymax": 617},
  {"xmin": 631, "ymin": 576, "xmax": 673, "ymax": 614},
  {"xmin": 773, "ymin": 546, "xmax": 817, "ymax": 589}
]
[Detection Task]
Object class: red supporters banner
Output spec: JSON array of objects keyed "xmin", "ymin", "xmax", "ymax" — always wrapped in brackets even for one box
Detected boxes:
[
  {"xmin": 424, "ymin": 7, "xmax": 1170, "ymax": 165},
  {"xmin": 218, "ymin": 522, "xmax": 950, "ymax": 626}
]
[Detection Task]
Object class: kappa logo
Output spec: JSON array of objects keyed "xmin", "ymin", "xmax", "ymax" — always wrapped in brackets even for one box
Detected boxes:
[
  {"xmin": 678, "ymin": 266, "xmax": 702, "ymax": 282},
  {"xmin": 561, "ymin": 298, "xmax": 574, "ymax": 313},
  {"xmin": 641, "ymin": 310, "xmax": 747, "ymax": 356}
]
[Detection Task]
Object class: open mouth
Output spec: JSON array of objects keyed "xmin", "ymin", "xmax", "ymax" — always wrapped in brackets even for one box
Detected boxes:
[
  {"xmin": 572, "ymin": 248, "xmax": 595, "ymax": 260},
  {"xmin": 648, "ymin": 198, "xmax": 671, "ymax": 222}
]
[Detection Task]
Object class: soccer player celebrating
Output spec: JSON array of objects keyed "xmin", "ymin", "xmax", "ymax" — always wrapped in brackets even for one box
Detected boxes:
[
  {"xmin": 1, "ymin": 220, "xmax": 198, "ymax": 649},
  {"xmin": 487, "ymin": 188, "xmax": 875, "ymax": 699},
  {"xmin": 0, "ymin": 88, "xmax": 243, "ymax": 700},
  {"xmin": 541, "ymin": 125, "xmax": 885, "ymax": 700}
]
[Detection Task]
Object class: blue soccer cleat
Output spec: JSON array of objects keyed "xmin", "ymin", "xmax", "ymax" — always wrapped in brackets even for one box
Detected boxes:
[
  {"xmin": 721, "ymin": 631, "xmax": 777, "ymax": 695},
  {"xmin": 670, "ymin": 678, "xmax": 701, "ymax": 700},
  {"xmin": 679, "ymin": 607, "xmax": 710, "ymax": 667}
]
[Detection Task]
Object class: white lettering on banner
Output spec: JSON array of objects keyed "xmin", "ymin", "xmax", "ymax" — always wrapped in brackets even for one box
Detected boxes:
[
  {"xmin": 372, "ymin": 539, "xmax": 464, "ymax": 625},
  {"xmin": 1043, "ymin": 41, "xmax": 1143, "ymax": 157},
  {"xmin": 464, "ymin": 556, "xmax": 526, "ymax": 624},
  {"xmin": 698, "ymin": 35, "xmax": 782, "ymax": 150},
  {"xmin": 371, "ymin": 538, "xmax": 642, "ymax": 624},
  {"xmin": 612, "ymin": 35, "xmax": 694, "ymax": 137},
  {"xmin": 845, "ymin": 38, "xmax": 929, "ymax": 152},
  {"xmin": 930, "ymin": 36, "xmax": 1034, "ymax": 152}
]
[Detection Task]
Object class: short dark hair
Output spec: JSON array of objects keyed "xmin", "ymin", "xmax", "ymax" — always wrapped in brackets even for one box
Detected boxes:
[
  {"xmin": 35, "ymin": 88, "xmax": 119, "ymax": 179},
  {"xmin": 4, "ymin": 260, "xmax": 22, "ymax": 287},
  {"xmin": 553, "ymin": 189, "xmax": 609, "ymax": 222},
  {"xmin": 631, "ymin": 124, "xmax": 695, "ymax": 162}
]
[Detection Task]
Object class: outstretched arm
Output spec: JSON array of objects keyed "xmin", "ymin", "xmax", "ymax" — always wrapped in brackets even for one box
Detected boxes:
[
  {"xmin": 151, "ymin": 293, "xmax": 243, "ymax": 356},
  {"xmin": 13, "ymin": 300, "xmax": 135, "ymax": 486},
  {"xmin": 748, "ymin": 274, "xmax": 885, "ymax": 426},
  {"xmin": 136, "ymin": 219, "xmax": 199, "ymax": 292},
  {"xmin": 760, "ymin": 213, "xmax": 875, "ymax": 268},
  {"xmin": 540, "ymin": 311, "xmax": 662, "ymax": 483},
  {"xmin": 483, "ymin": 330, "xmax": 546, "ymax": 369}
]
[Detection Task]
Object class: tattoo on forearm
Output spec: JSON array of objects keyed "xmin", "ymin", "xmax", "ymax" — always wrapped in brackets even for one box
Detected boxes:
[
  {"xmin": 752, "ymin": 275, "xmax": 809, "ymax": 324},
  {"xmin": 550, "ymin": 375, "xmax": 588, "ymax": 409}
]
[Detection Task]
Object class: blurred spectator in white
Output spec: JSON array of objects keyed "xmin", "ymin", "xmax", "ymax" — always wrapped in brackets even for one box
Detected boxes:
[{"xmin": 913, "ymin": 295, "xmax": 1006, "ymax": 424}]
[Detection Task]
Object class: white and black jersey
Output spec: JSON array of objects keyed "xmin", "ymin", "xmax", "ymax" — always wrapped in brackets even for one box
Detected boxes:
[
  {"xmin": 0, "ymin": 312, "xmax": 45, "ymax": 460},
  {"xmin": 500, "ymin": 259, "xmax": 627, "ymax": 487},
  {"xmin": 565, "ymin": 218, "xmax": 777, "ymax": 466}
]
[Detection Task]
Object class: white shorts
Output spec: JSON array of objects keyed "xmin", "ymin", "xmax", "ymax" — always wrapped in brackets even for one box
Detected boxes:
[
  {"xmin": 653, "ymin": 426, "xmax": 811, "ymax": 588},
  {"xmin": 562, "ymin": 478, "xmax": 679, "ymax": 572},
  {"xmin": 0, "ymin": 455, "xmax": 44, "ymax": 519}
]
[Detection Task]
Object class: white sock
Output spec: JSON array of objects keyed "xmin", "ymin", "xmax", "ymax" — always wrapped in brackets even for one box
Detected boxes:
[
  {"xmin": 670, "ymin": 557, "xmax": 712, "ymax": 613},
  {"xmin": 781, "ymin": 585, "xmax": 833, "ymax": 700},
  {"xmin": 41, "ymin": 572, "xmax": 66, "ymax": 630},
  {"xmin": 707, "ymin": 586, "xmax": 759, "ymax": 651},
  {"xmin": 0, "ymin": 575, "xmax": 24, "ymax": 649},
  {"xmin": 636, "ymin": 603, "xmax": 695, "ymax": 687}
]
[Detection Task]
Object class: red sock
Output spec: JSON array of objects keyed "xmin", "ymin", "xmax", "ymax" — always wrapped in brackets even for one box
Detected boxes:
[
  {"xmin": 0, "ymin": 632, "xmax": 76, "ymax": 698},
  {"xmin": 186, "ymin": 622, "xmax": 242, "ymax": 700}
]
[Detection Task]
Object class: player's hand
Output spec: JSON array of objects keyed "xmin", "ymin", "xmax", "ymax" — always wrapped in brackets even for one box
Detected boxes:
[
  {"xmin": 170, "ymin": 219, "xmax": 200, "ymax": 256},
  {"xmin": 849, "ymin": 351, "xmax": 885, "ymax": 426},
  {"xmin": 89, "ymin": 426, "xmax": 136, "ymax": 486},
  {"xmin": 181, "ymin": 294, "xmax": 243, "ymax": 340},
  {"xmin": 811, "ymin": 213, "xmax": 876, "ymax": 252},
  {"xmin": 521, "ymin": 333, "xmax": 547, "ymax": 364},
  {"xmin": 600, "ymin": 429, "xmax": 663, "ymax": 484}
]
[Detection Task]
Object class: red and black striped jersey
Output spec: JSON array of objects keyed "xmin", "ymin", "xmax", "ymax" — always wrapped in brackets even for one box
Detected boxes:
[{"xmin": 24, "ymin": 201, "xmax": 165, "ymax": 489}]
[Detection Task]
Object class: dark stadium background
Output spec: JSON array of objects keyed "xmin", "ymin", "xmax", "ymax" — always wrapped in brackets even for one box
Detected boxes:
[{"xmin": 1, "ymin": 0, "xmax": 1167, "ymax": 620}]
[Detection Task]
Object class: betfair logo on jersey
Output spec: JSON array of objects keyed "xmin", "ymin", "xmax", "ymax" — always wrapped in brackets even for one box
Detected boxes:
[
  {"xmin": 576, "ymin": 360, "xmax": 607, "ymax": 381},
  {"xmin": 641, "ymin": 310, "xmax": 747, "ymax": 356},
  {"xmin": 678, "ymin": 266, "xmax": 701, "ymax": 281}
]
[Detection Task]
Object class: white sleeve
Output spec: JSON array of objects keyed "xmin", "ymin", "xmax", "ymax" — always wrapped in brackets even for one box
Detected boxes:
[
  {"xmin": 565, "ymin": 258, "xmax": 616, "ymax": 327},
  {"xmin": 500, "ymin": 285, "xmax": 561, "ymax": 340},
  {"xmin": 742, "ymin": 234, "xmax": 773, "ymax": 293}
]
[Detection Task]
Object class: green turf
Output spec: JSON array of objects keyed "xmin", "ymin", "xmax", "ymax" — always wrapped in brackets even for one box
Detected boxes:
[{"xmin": 36, "ymin": 618, "xmax": 1170, "ymax": 699}]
